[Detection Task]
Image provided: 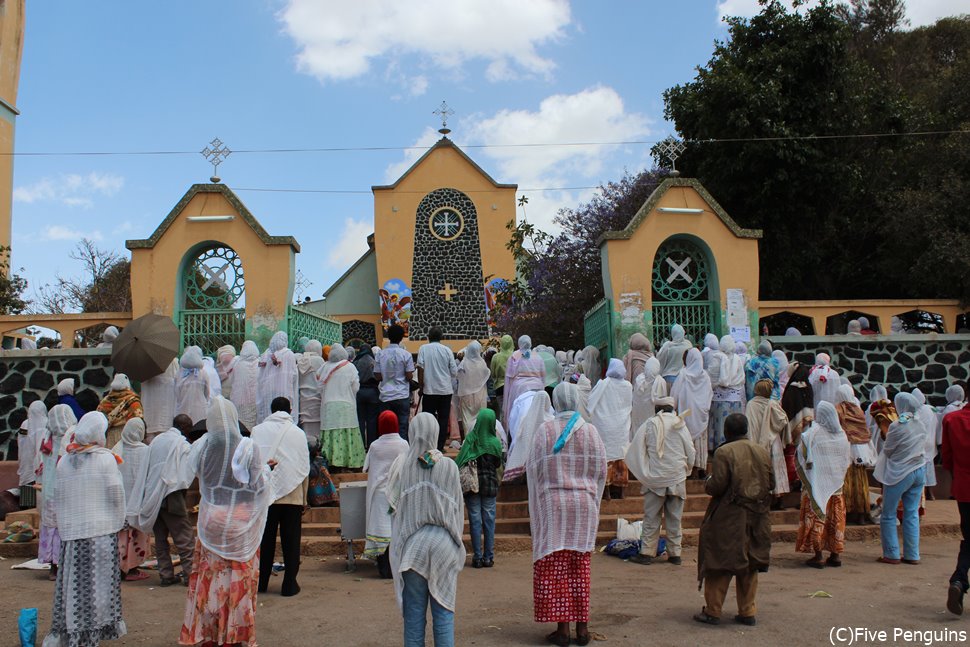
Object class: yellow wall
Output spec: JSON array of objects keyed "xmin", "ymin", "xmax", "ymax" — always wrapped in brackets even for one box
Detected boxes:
[
  {"xmin": 601, "ymin": 179, "xmax": 761, "ymax": 353},
  {"xmin": 0, "ymin": 0, "xmax": 24, "ymax": 259},
  {"xmin": 373, "ymin": 138, "xmax": 516, "ymax": 349},
  {"xmin": 128, "ymin": 187, "xmax": 296, "ymax": 335}
]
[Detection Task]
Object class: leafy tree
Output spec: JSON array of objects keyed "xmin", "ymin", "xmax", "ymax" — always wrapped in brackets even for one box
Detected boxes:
[
  {"xmin": 0, "ymin": 246, "xmax": 29, "ymax": 315},
  {"xmin": 494, "ymin": 169, "xmax": 668, "ymax": 350}
]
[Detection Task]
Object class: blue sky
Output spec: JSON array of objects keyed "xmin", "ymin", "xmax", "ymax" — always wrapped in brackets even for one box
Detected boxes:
[{"xmin": 11, "ymin": 0, "xmax": 966, "ymax": 306}]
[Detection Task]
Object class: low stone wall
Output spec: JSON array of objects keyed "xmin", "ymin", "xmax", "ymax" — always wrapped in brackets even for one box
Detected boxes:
[
  {"xmin": 0, "ymin": 349, "xmax": 114, "ymax": 459},
  {"xmin": 767, "ymin": 334, "xmax": 970, "ymax": 405}
]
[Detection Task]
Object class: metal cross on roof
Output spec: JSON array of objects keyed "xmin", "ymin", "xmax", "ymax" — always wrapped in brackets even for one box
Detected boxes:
[
  {"xmin": 294, "ymin": 269, "xmax": 313, "ymax": 303},
  {"xmin": 657, "ymin": 137, "xmax": 687, "ymax": 176},
  {"xmin": 433, "ymin": 101, "xmax": 455, "ymax": 135},
  {"xmin": 200, "ymin": 137, "xmax": 232, "ymax": 183}
]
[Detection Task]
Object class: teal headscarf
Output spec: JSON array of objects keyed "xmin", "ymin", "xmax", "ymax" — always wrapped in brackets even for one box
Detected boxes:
[{"xmin": 455, "ymin": 408, "xmax": 503, "ymax": 468}]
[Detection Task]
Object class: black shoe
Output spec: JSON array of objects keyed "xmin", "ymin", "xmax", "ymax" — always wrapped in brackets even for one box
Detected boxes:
[
  {"xmin": 693, "ymin": 610, "xmax": 720, "ymax": 625},
  {"xmin": 159, "ymin": 576, "xmax": 181, "ymax": 587},
  {"xmin": 667, "ymin": 556, "xmax": 682, "ymax": 566},
  {"xmin": 281, "ymin": 583, "xmax": 301, "ymax": 597},
  {"xmin": 734, "ymin": 614, "xmax": 756, "ymax": 626},
  {"xmin": 948, "ymin": 582, "xmax": 965, "ymax": 616},
  {"xmin": 629, "ymin": 553, "xmax": 654, "ymax": 565},
  {"xmin": 697, "ymin": 469, "xmax": 707, "ymax": 479},
  {"xmin": 472, "ymin": 558, "xmax": 483, "ymax": 568},
  {"xmin": 483, "ymin": 558, "xmax": 494, "ymax": 568}
]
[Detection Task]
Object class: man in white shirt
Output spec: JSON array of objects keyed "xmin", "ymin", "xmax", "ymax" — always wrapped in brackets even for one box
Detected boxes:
[
  {"xmin": 416, "ymin": 326, "xmax": 458, "ymax": 451},
  {"xmin": 375, "ymin": 324, "xmax": 415, "ymax": 439}
]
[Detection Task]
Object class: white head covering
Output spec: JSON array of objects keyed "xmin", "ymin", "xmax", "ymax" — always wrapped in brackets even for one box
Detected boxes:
[
  {"xmin": 20, "ymin": 401, "xmax": 47, "ymax": 485},
  {"xmin": 190, "ymin": 397, "xmax": 271, "ymax": 561},
  {"xmin": 671, "ymin": 348, "xmax": 713, "ymax": 439},
  {"xmin": 716, "ymin": 334, "xmax": 745, "ymax": 388},
  {"xmin": 587, "ymin": 359, "xmax": 632, "ymax": 461},
  {"xmin": 180, "ymin": 346, "xmax": 204, "ymax": 372},
  {"xmin": 874, "ymin": 392, "xmax": 927, "ymax": 486},
  {"xmin": 947, "ymin": 385, "xmax": 966, "ymax": 405},
  {"xmin": 112, "ymin": 418, "xmax": 150, "ymax": 517},
  {"xmin": 230, "ymin": 340, "xmax": 260, "ymax": 429},
  {"xmin": 912, "ymin": 388, "xmax": 926, "ymax": 406},
  {"xmin": 847, "ymin": 320, "xmax": 862, "ymax": 334},
  {"xmin": 102, "ymin": 326, "xmax": 119, "ymax": 344},
  {"xmin": 55, "ymin": 412, "xmax": 126, "ymax": 541},
  {"xmin": 257, "ymin": 332, "xmax": 299, "ymax": 425},
  {"xmin": 56, "ymin": 378, "xmax": 75, "ymax": 396},
  {"xmin": 580, "ymin": 345, "xmax": 602, "ymax": 386},
  {"xmin": 797, "ymin": 401, "xmax": 851, "ymax": 516},
  {"xmin": 836, "ymin": 383, "xmax": 860, "ymax": 407},
  {"xmin": 671, "ymin": 324, "xmax": 685, "ymax": 342},
  {"xmin": 518, "ymin": 335, "xmax": 532, "ymax": 359},
  {"xmin": 251, "ymin": 409, "xmax": 311, "ymax": 502},
  {"xmin": 297, "ymin": 340, "xmax": 324, "ymax": 374},
  {"xmin": 858, "ymin": 316, "xmax": 871, "ymax": 330},
  {"xmin": 109, "ymin": 373, "xmax": 131, "ymax": 392},
  {"xmin": 504, "ymin": 390, "xmax": 554, "ymax": 482},
  {"xmin": 870, "ymin": 384, "xmax": 889, "ymax": 403},
  {"xmin": 20, "ymin": 337, "xmax": 37, "ymax": 350},
  {"xmin": 39, "ymin": 405, "xmax": 77, "ymax": 528},
  {"xmin": 457, "ymin": 340, "xmax": 491, "ymax": 397},
  {"xmin": 785, "ymin": 327, "xmax": 801, "ymax": 336},
  {"xmin": 771, "ymin": 350, "xmax": 789, "ymax": 378}
]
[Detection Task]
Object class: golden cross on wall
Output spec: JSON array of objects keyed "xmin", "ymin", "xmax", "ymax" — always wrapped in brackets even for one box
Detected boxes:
[{"xmin": 438, "ymin": 283, "xmax": 459, "ymax": 301}]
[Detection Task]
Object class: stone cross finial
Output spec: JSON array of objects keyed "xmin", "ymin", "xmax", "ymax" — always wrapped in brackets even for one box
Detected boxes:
[{"xmin": 200, "ymin": 138, "xmax": 232, "ymax": 183}]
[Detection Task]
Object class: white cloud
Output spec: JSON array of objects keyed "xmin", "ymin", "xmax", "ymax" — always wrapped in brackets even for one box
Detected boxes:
[
  {"xmin": 14, "ymin": 172, "xmax": 124, "ymax": 208},
  {"xmin": 41, "ymin": 225, "xmax": 103, "ymax": 242},
  {"xmin": 279, "ymin": 0, "xmax": 571, "ymax": 84},
  {"xmin": 326, "ymin": 217, "xmax": 373, "ymax": 269},
  {"xmin": 715, "ymin": 0, "xmax": 967, "ymax": 27}
]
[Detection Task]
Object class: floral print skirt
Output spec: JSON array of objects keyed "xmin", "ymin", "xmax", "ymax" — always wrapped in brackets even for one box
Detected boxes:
[
  {"xmin": 179, "ymin": 540, "xmax": 259, "ymax": 647},
  {"xmin": 117, "ymin": 526, "xmax": 150, "ymax": 572}
]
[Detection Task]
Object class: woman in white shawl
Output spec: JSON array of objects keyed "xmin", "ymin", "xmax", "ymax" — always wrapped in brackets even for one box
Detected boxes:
[
  {"xmin": 141, "ymin": 357, "xmax": 178, "ymax": 439},
  {"xmin": 657, "ymin": 324, "xmax": 693, "ymax": 387},
  {"xmin": 588, "ymin": 358, "xmax": 632, "ymax": 498},
  {"xmin": 671, "ymin": 348, "xmax": 713, "ymax": 479},
  {"xmin": 388, "ymin": 412, "xmax": 465, "ymax": 647},
  {"xmin": 708, "ymin": 335, "xmax": 746, "ymax": 453},
  {"xmin": 940, "ymin": 384, "xmax": 966, "ymax": 448},
  {"xmin": 297, "ymin": 340, "xmax": 324, "ymax": 444},
  {"xmin": 180, "ymin": 397, "xmax": 271, "ymax": 647},
  {"xmin": 318, "ymin": 344, "xmax": 365, "ymax": 470},
  {"xmin": 527, "ymin": 382, "xmax": 606, "ymax": 647},
  {"xmin": 37, "ymin": 404, "xmax": 77, "ymax": 580},
  {"xmin": 363, "ymin": 410, "xmax": 410, "ymax": 575},
  {"xmin": 795, "ymin": 401, "xmax": 851, "ymax": 568},
  {"xmin": 701, "ymin": 333, "xmax": 719, "ymax": 371},
  {"xmin": 176, "ymin": 346, "xmax": 210, "ymax": 425},
  {"xmin": 773, "ymin": 350, "xmax": 790, "ymax": 394},
  {"xmin": 579, "ymin": 345, "xmax": 602, "ymax": 388},
  {"xmin": 912, "ymin": 388, "xmax": 939, "ymax": 499},
  {"xmin": 631, "ymin": 357, "xmax": 662, "ymax": 439},
  {"xmin": 456, "ymin": 340, "xmax": 491, "ymax": 435},
  {"xmin": 256, "ymin": 331, "xmax": 299, "ymax": 426},
  {"xmin": 230, "ymin": 340, "xmax": 260, "ymax": 431},
  {"xmin": 113, "ymin": 418, "xmax": 151, "ymax": 581},
  {"xmin": 502, "ymin": 336, "xmax": 547, "ymax": 428},
  {"xmin": 808, "ymin": 353, "xmax": 840, "ymax": 409},
  {"xmin": 746, "ymin": 378, "xmax": 791, "ymax": 501},
  {"xmin": 18, "ymin": 401, "xmax": 46, "ymax": 508},
  {"xmin": 44, "ymin": 412, "xmax": 127, "ymax": 646},
  {"xmin": 874, "ymin": 392, "xmax": 926, "ymax": 565},
  {"xmin": 216, "ymin": 345, "xmax": 237, "ymax": 398},
  {"xmin": 202, "ymin": 357, "xmax": 222, "ymax": 404},
  {"xmin": 504, "ymin": 390, "xmax": 554, "ymax": 483}
]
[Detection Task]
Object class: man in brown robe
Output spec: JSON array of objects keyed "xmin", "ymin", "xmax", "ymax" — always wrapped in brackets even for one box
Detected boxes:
[{"xmin": 694, "ymin": 413, "xmax": 774, "ymax": 627}]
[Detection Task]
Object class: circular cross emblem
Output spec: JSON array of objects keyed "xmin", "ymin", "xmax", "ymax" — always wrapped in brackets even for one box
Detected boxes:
[
  {"xmin": 429, "ymin": 207, "xmax": 464, "ymax": 241},
  {"xmin": 652, "ymin": 239, "xmax": 710, "ymax": 302},
  {"xmin": 184, "ymin": 245, "xmax": 245, "ymax": 310}
]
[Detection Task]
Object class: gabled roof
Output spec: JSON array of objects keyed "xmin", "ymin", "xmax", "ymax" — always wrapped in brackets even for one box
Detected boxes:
[
  {"xmin": 372, "ymin": 137, "xmax": 517, "ymax": 191},
  {"xmin": 597, "ymin": 177, "xmax": 762, "ymax": 246},
  {"xmin": 322, "ymin": 244, "xmax": 375, "ymax": 299},
  {"xmin": 125, "ymin": 183, "xmax": 300, "ymax": 252}
]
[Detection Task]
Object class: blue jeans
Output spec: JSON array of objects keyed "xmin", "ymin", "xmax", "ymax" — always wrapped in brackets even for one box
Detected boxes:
[
  {"xmin": 402, "ymin": 569, "xmax": 454, "ymax": 647},
  {"xmin": 880, "ymin": 466, "xmax": 926, "ymax": 561},
  {"xmin": 465, "ymin": 494, "xmax": 496, "ymax": 561}
]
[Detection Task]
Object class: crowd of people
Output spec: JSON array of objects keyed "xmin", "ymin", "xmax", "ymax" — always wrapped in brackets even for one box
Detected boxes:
[{"xmin": 12, "ymin": 321, "xmax": 970, "ymax": 646}]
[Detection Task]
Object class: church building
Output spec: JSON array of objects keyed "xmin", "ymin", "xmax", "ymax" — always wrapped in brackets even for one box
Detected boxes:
[{"xmin": 308, "ymin": 131, "xmax": 518, "ymax": 351}]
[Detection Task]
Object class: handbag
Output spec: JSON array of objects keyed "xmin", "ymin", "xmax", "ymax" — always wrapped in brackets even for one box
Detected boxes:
[{"xmin": 459, "ymin": 459, "xmax": 479, "ymax": 494}]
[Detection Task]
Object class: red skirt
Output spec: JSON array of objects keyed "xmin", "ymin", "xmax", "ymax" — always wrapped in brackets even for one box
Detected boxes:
[{"xmin": 533, "ymin": 550, "xmax": 591, "ymax": 623}]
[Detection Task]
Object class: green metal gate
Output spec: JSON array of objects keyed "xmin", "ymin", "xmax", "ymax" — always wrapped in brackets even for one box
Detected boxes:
[
  {"xmin": 583, "ymin": 298, "xmax": 614, "ymax": 360},
  {"xmin": 651, "ymin": 238, "xmax": 718, "ymax": 347},
  {"xmin": 178, "ymin": 309, "xmax": 246, "ymax": 354},
  {"xmin": 286, "ymin": 305, "xmax": 342, "ymax": 349}
]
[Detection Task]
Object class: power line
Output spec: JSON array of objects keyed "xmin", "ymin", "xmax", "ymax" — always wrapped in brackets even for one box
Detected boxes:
[{"xmin": 2, "ymin": 129, "xmax": 968, "ymax": 157}]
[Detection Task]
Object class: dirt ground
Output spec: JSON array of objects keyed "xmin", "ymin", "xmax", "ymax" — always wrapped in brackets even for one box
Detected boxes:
[{"xmin": 3, "ymin": 535, "xmax": 969, "ymax": 647}]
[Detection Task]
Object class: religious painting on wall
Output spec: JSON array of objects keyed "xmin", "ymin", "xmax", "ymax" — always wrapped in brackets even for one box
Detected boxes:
[
  {"xmin": 484, "ymin": 277, "xmax": 510, "ymax": 332},
  {"xmin": 379, "ymin": 279, "xmax": 412, "ymax": 335}
]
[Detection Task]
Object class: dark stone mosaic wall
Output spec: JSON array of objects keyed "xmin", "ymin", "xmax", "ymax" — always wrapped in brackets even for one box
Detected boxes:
[
  {"xmin": 0, "ymin": 349, "xmax": 114, "ymax": 460},
  {"xmin": 768, "ymin": 335, "xmax": 970, "ymax": 405},
  {"xmin": 410, "ymin": 188, "xmax": 488, "ymax": 340},
  {"xmin": 342, "ymin": 319, "xmax": 378, "ymax": 348}
]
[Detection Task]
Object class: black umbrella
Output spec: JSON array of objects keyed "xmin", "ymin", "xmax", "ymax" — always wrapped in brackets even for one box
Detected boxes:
[{"xmin": 111, "ymin": 313, "xmax": 180, "ymax": 382}]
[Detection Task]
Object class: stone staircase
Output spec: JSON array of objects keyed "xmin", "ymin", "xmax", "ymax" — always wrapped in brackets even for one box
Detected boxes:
[{"xmin": 3, "ymin": 470, "xmax": 960, "ymax": 560}]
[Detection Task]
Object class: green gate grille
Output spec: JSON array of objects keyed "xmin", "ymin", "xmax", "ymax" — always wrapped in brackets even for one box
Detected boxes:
[
  {"xmin": 651, "ymin": 302, "xmax": 715, "ymax": 348},
  {"xmin": 583, "ymin": 298, "xmax": 613, "ymax": 360},
  {"xmin": 178, "ymin": 309, "xmax": 246, "ymax": 354},
  {"xmin": 286, "ymin": 305, "xmax": 342, "ymax": 349}
]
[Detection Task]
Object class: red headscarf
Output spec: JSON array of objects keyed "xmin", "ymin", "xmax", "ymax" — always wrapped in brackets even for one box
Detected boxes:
[{"xmin": 378, "ymin": 410, "xmax": 399, "ymax": 436}]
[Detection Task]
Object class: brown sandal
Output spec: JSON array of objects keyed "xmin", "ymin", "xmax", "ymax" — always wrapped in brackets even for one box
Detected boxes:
[
  {"xmin": 877, "ymin": 556, "xmax": 901, "ymax": 565},
  {"xmin": 545, "ymin": 631, "xmax": 569, "ymax": 646}
]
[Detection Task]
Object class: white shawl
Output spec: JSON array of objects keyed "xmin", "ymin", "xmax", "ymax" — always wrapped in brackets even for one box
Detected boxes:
[
  {"xmin": 319, "ymin": 351, "xmax": 360, "ymax": 430},
  {"xmin": 230, "ymin": 340, "xmax": 260, "ymax": 430},
  {"xmin": 797, "ymin": 401, "xmax": 851, "ymax": 516},
  {"xmin": 456, "ymin": 341, "xmax": 491, "ymax": 397},
  {"xmin": 504, "ymin": 390, "xmax": 554, "ymax": 482},
  {"xmin": 671, "ymin": 348, "xmax": 713, "ymax": 439},
  {"xmin": 256, "ymin": 332, "xmax": 300, "ymax": 426},
  {"xmin": 874, "ymin": 393, "xmax": 926, "ymax": 486},
  {"xmin": 130, "ymin": 427, "xmax": 193, "ymax": 532},
  {"xmin": 632, "ymin": 357, "xmax": 661, "ymax": 438},
  {"xmin": 20, "ymin": 401, "xmax": 46, "ymax": 486},
  {"xmin": 364, "ymin": 433, "xmax": 409, "ymax": 548},
  {"xmin": 251, "ymin": 411, "xmax": 311, "ymax": 502},
  {"xmin": 39, "ymin": 405, "xmax": 76, "ymax": 529},
  {"xmin": 112, "ymin": 418, "xmax": 150, "ymax": 523},
  {"xmin": 626, "ymin": 412, "xmax": 695, "ymax": 492},
  {"xmin": 587, "ymin": 359, "xmax": 633, "ymax": 461},
  {"xmin": 142, "ymin": 358, "xmax": 178, "ymax": 435}
]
